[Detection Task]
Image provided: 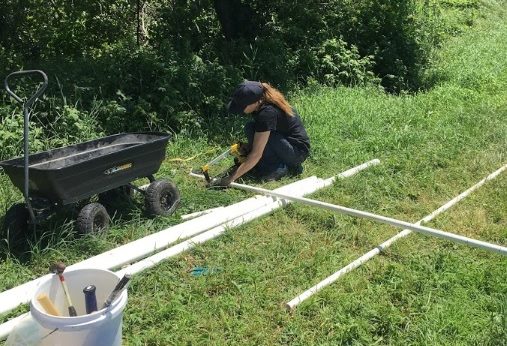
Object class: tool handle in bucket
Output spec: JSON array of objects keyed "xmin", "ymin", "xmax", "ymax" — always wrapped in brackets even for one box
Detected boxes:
[{"xmin": 4, "ymin": 70, "xmax": 48, "ymax": 107}]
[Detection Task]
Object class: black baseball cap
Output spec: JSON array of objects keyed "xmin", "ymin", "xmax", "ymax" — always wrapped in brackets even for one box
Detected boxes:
[{"xmin": 227, "ymin": 81, "xmax": 263, "ymax": 114}]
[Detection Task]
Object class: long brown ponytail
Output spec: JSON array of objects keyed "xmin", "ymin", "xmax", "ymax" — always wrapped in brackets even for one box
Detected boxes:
[{"xmin": 261, "ymin": 82, "xmax": 294, "ymax": 116}]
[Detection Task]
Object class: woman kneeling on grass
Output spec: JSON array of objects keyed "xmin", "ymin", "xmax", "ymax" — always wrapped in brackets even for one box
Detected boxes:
[{"xmin": 209, "ymin": 81, "xmax": 310, "ymax": 188}]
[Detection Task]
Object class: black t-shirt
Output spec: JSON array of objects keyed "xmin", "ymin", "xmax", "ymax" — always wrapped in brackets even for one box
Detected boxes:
[{"xmin": 253, "ymin": 103, "xmax": 310, "ymax": 153}]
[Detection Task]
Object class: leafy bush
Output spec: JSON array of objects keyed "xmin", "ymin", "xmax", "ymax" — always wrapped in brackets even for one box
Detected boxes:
[
  {"xmin": 0, "ymin": 0, "xmax": 478, "ymax": 136},
  {"xmin": 0, "ymin": 100, "xmax": 101, "ymax": 160},
  {"xmin": 310, "ymin": 38, "xmax": 377, "ymax": 87},
  {"xmin": 0, "ymin": 0, "xmax": 134, "ymax": 60}
]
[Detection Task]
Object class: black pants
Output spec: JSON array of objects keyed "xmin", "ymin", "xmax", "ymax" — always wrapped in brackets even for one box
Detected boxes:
[{"xmin": 244, "ymin": 121, "xmax": 308, "ymax": 175}]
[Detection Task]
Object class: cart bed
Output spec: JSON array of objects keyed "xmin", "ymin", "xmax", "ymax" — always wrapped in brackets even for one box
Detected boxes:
[{"xmin": 0, "ymin": 133, "xmax": 170, "ymax": 205}]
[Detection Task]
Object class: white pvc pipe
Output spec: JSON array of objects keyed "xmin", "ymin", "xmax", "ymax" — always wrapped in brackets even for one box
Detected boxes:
[
  {"xmin": 0, "ymin": 159, "xmax": 379, "ymax": 339},
  {"xmin": 181, "ymin": 207, "xmax": 225, "ymax": 220},
  {"xmin": 226, "ymin": 182, "xmax": 507, "ymax": 255},
  {"xmin": 321, "ymin": 159, "xmax": 381, "ymax": 183},
  {"xmin": 286, "ymin": 162, "xmax": 507, "ymax": 309}
]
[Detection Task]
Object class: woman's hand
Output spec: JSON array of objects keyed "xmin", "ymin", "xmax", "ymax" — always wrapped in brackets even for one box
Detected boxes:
[
  {"xmin": 207, "ymin": 131, "xmax": 270, "ymax": 190},
  {"xmin": 207, "ymin": 175, "xmax": 233, "ymax": 189},
  {"xmin": 228, "ymin": 131, "xmax": 270, "ymax": 182}
]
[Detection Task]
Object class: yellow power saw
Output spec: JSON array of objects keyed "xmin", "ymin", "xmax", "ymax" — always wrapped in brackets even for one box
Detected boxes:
[{"xmin": 201, "ymin": 143, "xmax": 248, "ymax": 183}]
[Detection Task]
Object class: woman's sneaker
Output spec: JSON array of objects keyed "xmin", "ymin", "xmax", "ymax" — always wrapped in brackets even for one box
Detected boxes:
[{"xmin": 289, "ymin": 163, "xmax": 304, "ymax": 176}]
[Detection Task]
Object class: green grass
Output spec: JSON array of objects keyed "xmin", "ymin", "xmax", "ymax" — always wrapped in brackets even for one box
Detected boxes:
[{"xmin": 1, "ymin": 1, "xmax": 507, "ymax": 345}]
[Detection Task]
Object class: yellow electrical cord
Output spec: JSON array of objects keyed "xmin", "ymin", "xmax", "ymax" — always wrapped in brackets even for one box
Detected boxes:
[{"xmin": 164, "ymin": 149, "xmax": 216, "ymax": 163}]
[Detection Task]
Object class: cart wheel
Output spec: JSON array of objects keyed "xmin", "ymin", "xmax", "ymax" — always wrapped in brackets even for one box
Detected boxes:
[
  {"xmin": 77, "ymin": 203, "xmax": 110, "ymax": 234},
  {"xmin": 99, "ymin": 185, "xmax": 134, "ymax": 206},
  {"xmin": 145, "ymin": 180, "xmax": 180, "ymax": 217},
  {"xmin": 2, "ymin": 204, "xmax": 30, "ymax": 247}
]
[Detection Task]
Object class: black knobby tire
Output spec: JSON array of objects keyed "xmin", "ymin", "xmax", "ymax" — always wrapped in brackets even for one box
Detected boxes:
[
  {"xmin": 2, "ymin": 203, "xmax": 30, "ymax": 247},
  {"xmin": 145, "ymin": 180, "xmax": 180, "ymax": 217},
  {"xmin": 77, "ymin": 203, "xmax": 110, "ymax": 234}
]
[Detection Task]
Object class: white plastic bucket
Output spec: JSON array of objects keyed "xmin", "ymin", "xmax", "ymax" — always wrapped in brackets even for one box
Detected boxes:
[{"xmin": 30, "ymin": 268, "xmax": 128, "ymax": 346}]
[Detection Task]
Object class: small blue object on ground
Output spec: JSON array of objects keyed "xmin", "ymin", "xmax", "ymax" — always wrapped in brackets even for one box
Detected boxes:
[{"xmin": 190, "ymin": 266, "xmax": 222, "ymax": 277}]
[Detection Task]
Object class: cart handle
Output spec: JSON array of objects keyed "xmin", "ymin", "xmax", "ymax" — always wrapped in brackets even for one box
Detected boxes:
[
  {"xmin": 3, "ymin": 70, "xmax": 48, "ymax": 228},
  {"xmin": 4, "ymin": 70, "xmax": 48, "ymax": 108}
]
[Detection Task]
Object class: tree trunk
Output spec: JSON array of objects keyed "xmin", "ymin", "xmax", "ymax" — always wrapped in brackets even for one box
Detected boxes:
[{"xmin": 212, "ymin": 0, "xmax": 257, "ymax": 40}]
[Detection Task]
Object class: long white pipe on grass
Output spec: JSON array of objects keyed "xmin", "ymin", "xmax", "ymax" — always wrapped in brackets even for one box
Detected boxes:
[
  {"xmin": 0, "ymin": 159, "xmax": 380, "ymax": 339},
  {"xmin": 181, "ymin": 207, "xmax": 225, "ymax": 220},
  {"xmin": 286, "ymin": 162, "xmax": 507, "ymax": 309},
  {"xmin": 226, "ymin": 181, "xmax": 507, "ymax": 255}
]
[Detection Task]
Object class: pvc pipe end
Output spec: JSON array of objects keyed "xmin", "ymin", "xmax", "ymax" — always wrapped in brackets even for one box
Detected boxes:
[{"xmin": 285, "ymin": 303, "xmax": 295, "ymax": 312}]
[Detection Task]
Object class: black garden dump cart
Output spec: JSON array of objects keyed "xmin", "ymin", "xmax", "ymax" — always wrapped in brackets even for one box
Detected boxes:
[{"xmin": 1, "ymin": 70, "xmax": 180, "ymax": 239}]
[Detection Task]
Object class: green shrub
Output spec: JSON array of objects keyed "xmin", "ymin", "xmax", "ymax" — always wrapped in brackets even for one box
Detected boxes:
[
  {"xmin": 310, "ymin": 38, "xmax": 377, "ymax": 87},
  {"xmin": 0, "ymin": 100, "xmax": 101, "ymax": 160},
  {"xmin": 0, "ymin": 0, "xmax": 483, "ymax": 135}
]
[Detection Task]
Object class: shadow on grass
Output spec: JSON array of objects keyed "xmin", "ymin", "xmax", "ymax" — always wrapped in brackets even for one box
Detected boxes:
[{"xmin": 0, "ymin": 195, "xmax": 152, "ymax": 263}]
